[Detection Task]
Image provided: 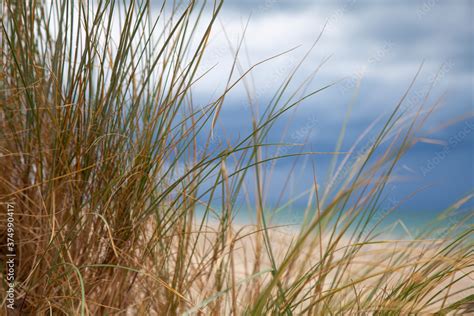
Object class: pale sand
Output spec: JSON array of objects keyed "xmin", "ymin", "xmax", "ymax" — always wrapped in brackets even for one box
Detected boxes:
[{"xmin": 188, "ymin": 221, "xmax": 473, "ymax": 314}]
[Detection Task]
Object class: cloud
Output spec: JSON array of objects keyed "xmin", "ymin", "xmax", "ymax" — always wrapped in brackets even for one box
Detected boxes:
[
  {"xmin": 194, "ymin": 0, "xmax": 472, "ymax": 100},
  {"xmin": 186, "ymin": 0, "xmax": 473, "ymax": 209}
]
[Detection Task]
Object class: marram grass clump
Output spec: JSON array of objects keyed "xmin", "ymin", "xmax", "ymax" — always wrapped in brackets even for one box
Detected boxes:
[{"xmin": 0, "ymin": 1, "xmax": 472, "ymax": 315}]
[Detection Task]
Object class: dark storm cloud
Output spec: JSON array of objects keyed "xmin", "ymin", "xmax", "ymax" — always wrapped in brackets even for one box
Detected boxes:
[{"xmin": 188, "ymin": 0, "xmax": 473, "ymax": 209}]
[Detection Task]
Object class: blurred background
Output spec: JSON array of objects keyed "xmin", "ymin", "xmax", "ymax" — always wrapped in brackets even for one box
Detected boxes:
[{"xmin": 168, "ymin": 0, "xmax": 473, "ymax": 230}]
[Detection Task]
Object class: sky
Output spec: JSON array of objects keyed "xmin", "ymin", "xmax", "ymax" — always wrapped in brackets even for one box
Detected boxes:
[{"xmin": 187, "ymin": 0, "xmax": 473, "ymax": 222}]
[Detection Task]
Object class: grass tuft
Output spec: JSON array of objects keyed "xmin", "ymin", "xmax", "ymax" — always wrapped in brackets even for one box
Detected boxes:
[{"xmin": 0, "ymin": 0, "xmax": 472, "ymax": 314}]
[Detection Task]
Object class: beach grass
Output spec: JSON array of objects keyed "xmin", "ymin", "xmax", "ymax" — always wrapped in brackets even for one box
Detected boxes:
[{"xmin": 0, "ymin": 0, "xmax": 472, "ymax": 314}]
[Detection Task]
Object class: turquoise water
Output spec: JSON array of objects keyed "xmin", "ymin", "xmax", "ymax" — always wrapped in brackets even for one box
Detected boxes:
[{"xmin": 195, "ymin": 205, "xmax": 471, "ymax": 240}]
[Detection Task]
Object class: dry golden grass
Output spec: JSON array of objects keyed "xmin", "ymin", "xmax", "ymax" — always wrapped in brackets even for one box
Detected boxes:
[{"xmin": 0, "ymin": 1, "xmax": 472, "ymax": 315}]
